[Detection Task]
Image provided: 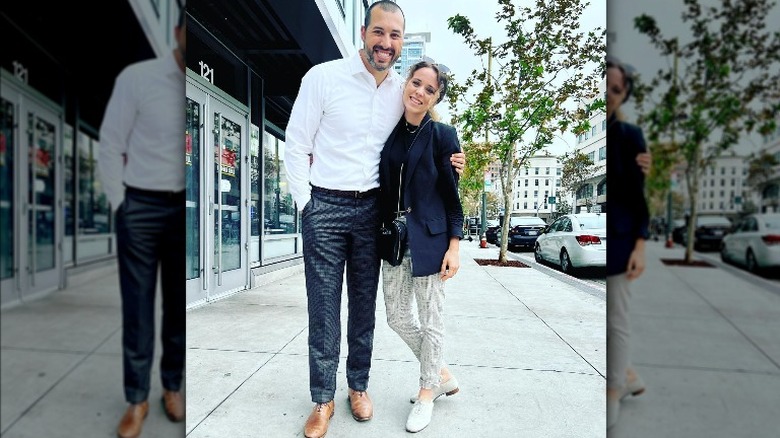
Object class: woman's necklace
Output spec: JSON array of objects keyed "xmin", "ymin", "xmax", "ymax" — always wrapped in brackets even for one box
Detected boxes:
[{"xmin": 405, "ymin": 120, "xmax": 419, "ymax": 134}]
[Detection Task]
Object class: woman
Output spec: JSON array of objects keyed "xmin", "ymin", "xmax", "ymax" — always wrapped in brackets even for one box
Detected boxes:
[
  {"xmin": 605, "ymin": 55, "xmax": 650, "ymax": 429},
  {"xmin": 378, "ymin": 61, "xmax": 464, "ymax": 433}
]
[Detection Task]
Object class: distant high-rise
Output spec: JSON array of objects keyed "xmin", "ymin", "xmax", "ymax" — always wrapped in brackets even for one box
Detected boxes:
[{"xmin": 394, "ymin": 32, "xmax": 431, "ymax": 76}]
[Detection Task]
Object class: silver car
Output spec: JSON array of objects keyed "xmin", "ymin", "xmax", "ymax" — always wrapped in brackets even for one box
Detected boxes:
[
  {"xmin": 534, "ymin": 213, "xmax": 606, "ymax": 274},
  {"xmin": 720, "ymin": 213, "xmax": 780, "ymax": 273}
]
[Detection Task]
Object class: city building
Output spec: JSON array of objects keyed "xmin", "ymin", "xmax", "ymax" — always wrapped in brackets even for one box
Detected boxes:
[
  {"xmin": 511, "ymin": 153, "xmax": 564, "ymax": 221},
  {"xmin": 185, "ymin": 0, "xmax": 370, "ymax": 307},
  {"xmin": 1, "ymin": 1, "xmax": 176, "ymax": 308},
  {"xmin": 671, "ymin": 152, "xmax": 760, "ymax": 219},
  {"xmin": 758, "ymin": 126, "xmax": 780, "ymax": 212},
  {"xmin": 484, "ymin": 151, "xmax": 564, "ymax": 222},
  {"xmin": 573, "ymin": 78, "xmax": 607, "ymax": 213},
  {"xmin": 393, "ymin": 32, "xmax": 430, "ymax": 77}
]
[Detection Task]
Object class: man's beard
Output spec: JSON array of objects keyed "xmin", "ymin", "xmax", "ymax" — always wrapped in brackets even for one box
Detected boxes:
[{"xmin": 365, "ymin": 44, "xmax": 397, "ymax": 71}]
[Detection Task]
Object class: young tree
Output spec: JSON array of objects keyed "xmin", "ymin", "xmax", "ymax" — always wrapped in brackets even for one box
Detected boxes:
[
  {"xmin": 446, "ymin": 0, "xmax": 604, "ymax": 263},
  {"xmin": 634, "ymin": 0, "xmax": 780, "ymax": 262},
  {"xmin": 559, "ymin": 150, "xmax": 602, "ymax": 213},
  {"xmin": 552, "ymin": 198, "xmax": 572, "ymax": 219},
  {"xmin": 746, "ymin": 151, "xmax": 780, "ymax": 212}
]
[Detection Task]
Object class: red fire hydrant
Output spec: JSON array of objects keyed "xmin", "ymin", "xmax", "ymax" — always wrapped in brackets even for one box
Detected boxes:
[{"xmin": 480, "ymin": 234, "xmax": 488, "ymax": 248}]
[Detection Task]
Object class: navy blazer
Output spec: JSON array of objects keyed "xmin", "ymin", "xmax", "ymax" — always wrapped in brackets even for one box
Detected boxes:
[
  {"xmin": 379, "ymin": 114, "xmax": 464, "ymax": 277},
  {"xmin": 606, "ymin": 114, "xmax": 650, "ymax": 276}
]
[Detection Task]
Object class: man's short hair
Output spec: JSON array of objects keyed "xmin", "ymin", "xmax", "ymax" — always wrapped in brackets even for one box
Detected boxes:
[{"xmin": 364, "ymin": 0, "xmax": 405, "ymax": 31}]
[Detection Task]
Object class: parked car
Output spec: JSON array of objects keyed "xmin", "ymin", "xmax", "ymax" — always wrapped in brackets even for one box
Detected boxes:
[
  {"xmin": 682, "ymin": 215, "xmax": 732, "ymax": 251},
  {"xmin": 534, "ymin": 213, "xmax": 606, "ymax": 274},
  {"xmin": 720, "ymin": 213, "xmax": 780, "ymax": 273},
  {"xmin": 507, "ymin": 216, "xmax": 548, "ymax": 251},
  {"xmin": 671, "ymin": 218, "xmax": 687, "ymax": 244},
  {"xmin": 485, "ymin": 224, "xmax": 501, "ymax": 244}
]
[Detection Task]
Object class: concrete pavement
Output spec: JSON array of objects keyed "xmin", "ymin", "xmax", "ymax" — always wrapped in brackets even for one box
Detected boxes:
[
  {"xmin": 608, "ymin": 240, "xmax": 780, "ymax": 437},
  {"xmin": 186, "ymin": 242, "xmax": 607, "ymax": 437},
  {"xmin": 0, "ymin": 262, "xmax": 186, "ymax": 438}
]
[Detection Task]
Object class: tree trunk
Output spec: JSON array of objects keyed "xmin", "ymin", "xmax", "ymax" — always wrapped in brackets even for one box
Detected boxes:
[
  {"xmin": 684, "ymin": 143, "xmax": 702, "ymax": 263},
  {"xmin": 498, "ymin": 147, "xmax": 517, "ymax": 263}
]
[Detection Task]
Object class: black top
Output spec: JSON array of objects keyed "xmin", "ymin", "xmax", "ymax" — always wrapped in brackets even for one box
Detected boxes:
[
  {"xmin": 387, "ymin": 119, "xmax": 420, "ymax": 214},
  {"xmin": 606, "ymin": 113, "xmax": 650, "ymax": 276}
]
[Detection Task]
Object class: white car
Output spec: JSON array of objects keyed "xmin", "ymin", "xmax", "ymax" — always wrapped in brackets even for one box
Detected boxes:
[
  {"xmin": 534, "ymin": 213, "xmax": 606, "ymax": 274},
  {"xmin": 720, "ymin": 213, "xmax": 780, "ymax": 273}
]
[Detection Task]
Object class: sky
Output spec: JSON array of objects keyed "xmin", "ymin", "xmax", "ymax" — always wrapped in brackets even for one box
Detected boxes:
[
  {"xmin": 608, "ymin": 0, "xmax": 780, "ymax": 157},
  {"xmin": 393, "ymin": 0, "xmax": 607, "ymax": 156}
]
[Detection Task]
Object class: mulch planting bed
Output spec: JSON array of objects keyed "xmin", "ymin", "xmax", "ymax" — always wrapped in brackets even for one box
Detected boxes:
[{"xmin": 474, "ymin": 259, "xmax": 530, "ymax": 268}]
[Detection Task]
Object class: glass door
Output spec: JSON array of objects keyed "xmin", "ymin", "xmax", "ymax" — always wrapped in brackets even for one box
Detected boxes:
[
  {"xmin": 0, "ymin": 75, "xmax": 61, "ymax": 306},
  {"xmin": 209, "ymin": 99, "xmax": 247, "ymax": 298},
  {"xmin": 185, "ymin": 87, "xmax": 205, "ymax": 305},
  {"xmin": 185, "ymin": 76, "xmax": 248, "ymax": 306}
]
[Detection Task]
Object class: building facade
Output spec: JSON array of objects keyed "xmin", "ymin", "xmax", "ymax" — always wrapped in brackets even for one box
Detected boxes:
[
  {"xmin": 511, "ymin": 154, "xmax": 564, "ymax": 220},
  {"xmin": 573, "ymin": 78, "xmax": 607, "ymax": 213},
  {"xmin": 484, "ymin": 152, "xmax": 564, "ymax": 222},
  {"xmin": 1, "ymin": 1, "xmax": 175, "ymax": 308},
  {"xmin": 185, "ymin": 0, "xmax": 370, "ymax": 308},
  {"xmin": 671, "ymin": 153, "xmax": 760, "ymax": 219},
  {"xmin": 757, "ymin": 127, "xmax": 780, "ymax": 212},
  {"xmin": 393, "ymin": 32, "xmax": 430, "ymax": 77}
]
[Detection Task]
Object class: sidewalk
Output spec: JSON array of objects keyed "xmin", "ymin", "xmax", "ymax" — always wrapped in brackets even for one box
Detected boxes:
[
  {"xmin": 0, "ymin": 263, "xmax": 185, "ymax": 438},
  {"xmin": 186, "ymin": 242, "xmax": 607, "ymax": 437},
  {"xmin": 609, "ymin": 240, "xmax": 780, "ymax": 437}
]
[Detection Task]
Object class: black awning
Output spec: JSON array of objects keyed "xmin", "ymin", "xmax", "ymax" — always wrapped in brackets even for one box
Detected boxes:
[
  {"xmin": 1, "ymin": 2, "xmax": 155, "ymax": 130},
  {"xmin": 187, "ymin": 0, "xmax": 345, "ymax": 131}
]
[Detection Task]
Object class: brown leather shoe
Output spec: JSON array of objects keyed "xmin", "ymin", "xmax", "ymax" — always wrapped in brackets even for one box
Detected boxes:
[
  {"xmin": 304, "ymin": 401, "xmax": 335, "ymax": 438},
  {"xmin": 162, "ymin": 389, "xmax": 185, "ymax": 422},
  {"xmin": 347, "ymin": 388, "xmax": 373, "ymax": 422},
  {"xmin": 117, "ymin": 401, "xmax": 149, "ymax": 438}
]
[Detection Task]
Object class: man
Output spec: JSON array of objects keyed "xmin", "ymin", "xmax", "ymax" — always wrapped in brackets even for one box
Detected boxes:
[
  {"xmin": 98, "ymin": 10, "xmax": 187, "ymax": 438},
  {"xmin": 284, "ymin": 2, "xmax": 464, "ymax": 437}
]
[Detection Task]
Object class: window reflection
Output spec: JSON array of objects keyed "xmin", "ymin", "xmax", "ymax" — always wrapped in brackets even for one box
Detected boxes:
[
  {"xmin": 0, "ymin": 98, "xmax": 14, "ymax": 279},
  {"xmin": 263, "ymin": 131, "xmax": 296, "ymax": 235},
  {"xmin": 186, "ymin": 98, "xmax": 200, "ymax": 279},
  {"xmin": 78, "ymin": 132, "xmax": 110, "ymax": 235}
]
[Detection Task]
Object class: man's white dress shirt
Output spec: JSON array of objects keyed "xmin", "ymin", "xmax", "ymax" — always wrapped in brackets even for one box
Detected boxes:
[
  {"xmin": 98, "ymin": 50, "xmax": 186, "ymax": 210},
  {"xmin": 284, "ymin": 51, "xmax": 405, "ymax": 209}
]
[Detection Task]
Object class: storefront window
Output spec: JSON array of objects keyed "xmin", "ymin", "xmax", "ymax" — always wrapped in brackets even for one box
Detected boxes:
[
  {"xmin": 263, "ymin": 128, "xmax": 299, "ymax": 260},
  {"xmin": 250, "ymin": 125, "xmax": 261, "ymax": 263},
  {"xmin": 186, "ymin": 98, "xmax": 200, "ymax": 280},
  {"xmin": 78, "ymin": 133, "xmax": 110, "ymax": 235},
  {"xmin": 263, "ymin": 132, "xmax": 296, "ymax": 235},
  {"xmin": 63, "ymin": 124, "xmax": 75, "ymax": 264},
  {"xmin": 77, "ymin": 132, "xmax": 111, "ymax": 260},
  {"xmin": 0, "ymin": 98, "xmax": 14, "ymax": 279}
]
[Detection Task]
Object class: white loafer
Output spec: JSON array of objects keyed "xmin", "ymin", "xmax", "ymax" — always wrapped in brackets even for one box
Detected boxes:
[
  {"xmin": 620, "ymin": 374, "xmax": 646, "ymax": 399},
  {"xmin": 406, "ymin": 400, "xmax": 434, "ymax": 433},
  {"xmin": 409, "ymin": 376, "xmax": 459, "ymax": 403}
]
